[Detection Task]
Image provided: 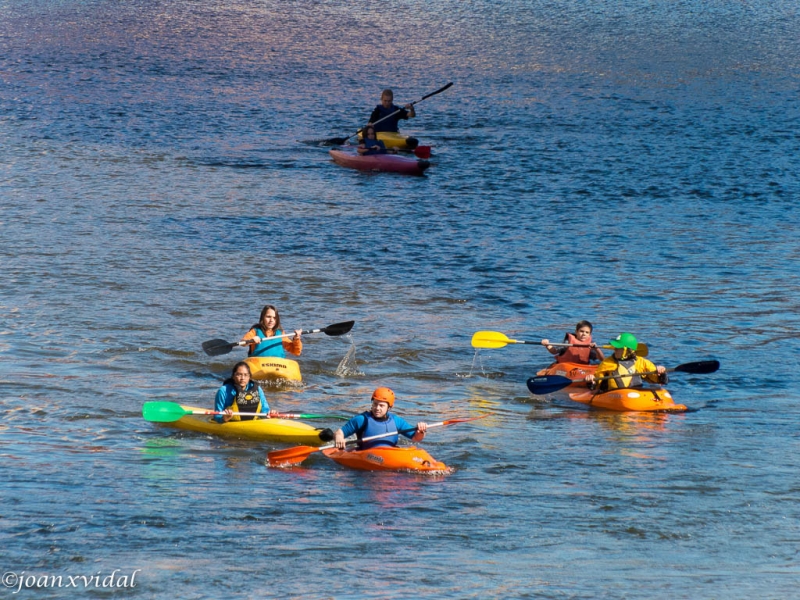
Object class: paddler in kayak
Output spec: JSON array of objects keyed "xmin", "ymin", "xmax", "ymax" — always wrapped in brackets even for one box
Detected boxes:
[
  {"xmin": 368, "ymin": 89, "xmax": 415, "ymax": 133},
  {"xmin": 240, "ymin": 304, "xmax": 302, "ymax": 359},
  {"xmin": 541, "ymin": 320, "xmax": 605, "ymax": 364},
  {"xmin": 333, "ymin": 387, "xmax": 428, "ymax": 450},
  {"xmin": 215, "ymin": 361, "xmax": 274, "ymax": 423},
  {"xmin": 585, "ymin": 332, "xmax": 667, "ymax": 392},
  {"xmin": 357, "ymin": 124, "xmax": 397, "ymax": 155}
]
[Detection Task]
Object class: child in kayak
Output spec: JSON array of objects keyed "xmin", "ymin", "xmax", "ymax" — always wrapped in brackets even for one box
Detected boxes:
[
  {"xmin": 356, "ymin": 125, "xmax": 397, "ymax": 155},
  {"xmin": 240, "ymin": 304, "xmax": 302, "ymax": 359},
  {"xmin": 214, "ymin": 362, "xmax": 274, "ymax": 423},
  {"xmin": 368, "ymin": 89, "xmax": 415, "ymax": 133},
  {"xmin": 585, "ymin": 332, "xmax": 667, "ymax": 391},
  {"xmin": 333, "ymin": 387, "xmax": 428, "ymax": 450},
  {"xmin": 541, "ymin": 320, "xmax": 605, "ymax": 365}
]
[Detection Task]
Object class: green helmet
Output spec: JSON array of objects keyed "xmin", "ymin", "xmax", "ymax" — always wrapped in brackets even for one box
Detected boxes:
[{"xmin": 609, "ymin": 332, "xmax": 638, "ymax": 351}]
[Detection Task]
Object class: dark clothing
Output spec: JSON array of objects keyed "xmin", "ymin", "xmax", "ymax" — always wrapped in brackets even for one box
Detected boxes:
[
  {"xmin": 361, "ymin": 138, "xmax": 388, "ymax": 155},
  {"xmin": 369, "ymin": 103, "xmax": 409, "ymax": 133}
]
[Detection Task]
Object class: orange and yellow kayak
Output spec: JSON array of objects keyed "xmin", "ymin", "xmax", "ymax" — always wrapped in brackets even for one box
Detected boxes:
[
  {"xmin": 567, "ymin": 388, "xmax": 687, "ymax": 413},
  {"xmin": 321, "ymin": 446, "xmax": 449, "ymax": 473},
  {"xmin": 536, "ymin": 361, "xmax": 596, "ymax": 390}
]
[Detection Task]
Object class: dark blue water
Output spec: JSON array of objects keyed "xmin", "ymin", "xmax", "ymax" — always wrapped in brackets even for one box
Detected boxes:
[{"xmin": 2, "ymin": 1, "xmax": 800, "ymax": 598}]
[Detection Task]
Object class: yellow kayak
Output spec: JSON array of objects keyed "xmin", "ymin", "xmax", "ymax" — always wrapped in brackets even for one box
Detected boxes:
[
  {"xmin": 243, "ymin": 356, "xmax": 302, "ymax": 382},
  {"xmin": 357, "ymin": 130, "xmax": 419, "ymax": 150},
  {"xmin": 160, "ymin": 405, "xmax": 326, "ymax": 444}
]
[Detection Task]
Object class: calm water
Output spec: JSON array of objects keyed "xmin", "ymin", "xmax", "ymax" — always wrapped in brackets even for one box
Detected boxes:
[{"xmin": 2, "ymin": 1, "xmax": 800, "ymax": 598}]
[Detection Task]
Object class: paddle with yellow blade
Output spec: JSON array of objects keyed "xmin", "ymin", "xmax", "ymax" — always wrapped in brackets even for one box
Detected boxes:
[
  {"xmin": 266, "ymin": 414, "xmax": 489, "ymax": 468},
  {"xmin": 142, "ymin": 401, "xmax": 350, "ymax": 423},
  {"xmin": 526, "ymin": 360, "xmax": 721, "ymax": 395},
  {"xmin": 471, "ymin": 330, "xmax": 649, "ymax": 357}
]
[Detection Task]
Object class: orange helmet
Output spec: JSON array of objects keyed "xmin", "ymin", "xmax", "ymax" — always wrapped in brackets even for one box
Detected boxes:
[{"xmin": 371, "ymin": 387, "xmax": 395, "ymax": 408}]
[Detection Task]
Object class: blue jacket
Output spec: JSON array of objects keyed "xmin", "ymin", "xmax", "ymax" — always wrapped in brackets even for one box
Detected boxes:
[
  {"xmin": 340, "ymin": 411, "xmax": 417, "ymax": 449},
  {"xmin": 214, "ymin": 381, "xmax": 269, "ymax": 423}
]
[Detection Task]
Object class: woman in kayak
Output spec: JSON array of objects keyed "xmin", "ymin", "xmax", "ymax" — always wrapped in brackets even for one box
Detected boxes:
[
  {"xmin": 240, "ymin": 305, "xmax": 302, "ymax": 359},
  {"xmin": 368, "ymin": 89, "xmax": 415, "ymax": 133},
  {"xmin": 541, "ymin": 320, "xmax": 605, "ymax": 365},
  {"xmin": 357, "ymin": 124, "xmax": 395, "ymax": 155},
  {"xmin": 333, "ymin": 387, "xmax": 428, "ymax": 450},
  {"xmin": 585, "ymin": 332, "xmax": 666, "ymax": 391},
  {"xmin": 214, "ymin": 362, "xmax": 274, "ymax": 423}
]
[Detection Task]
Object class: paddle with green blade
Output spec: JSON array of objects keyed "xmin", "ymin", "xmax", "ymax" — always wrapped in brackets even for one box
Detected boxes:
[
  {"xmin": 142, "ymin": 401, "xmax": 350, "ymax": 423},
  {"xmin": 526, "ymin": 360, "xmax": 720, "ymax": 395},
  {"xmin": 201, "ymin": 320, "xmax": 354, "ymax": 357},
  {"xmin": 471, "ymin": 330, "xmax": 649, "ymax": 357},
  {"xmin": 266, "ymin": 414, "xmax": 488, "ymax": 468},
  {"xmin": 322, "ymin": 82, "xmax": 453, "ymax": 146}
]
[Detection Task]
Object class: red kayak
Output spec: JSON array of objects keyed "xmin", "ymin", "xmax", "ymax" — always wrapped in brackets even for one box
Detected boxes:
[{"xmin": 329, "ymin": 148, "xmax": 430, "ymax": 176}]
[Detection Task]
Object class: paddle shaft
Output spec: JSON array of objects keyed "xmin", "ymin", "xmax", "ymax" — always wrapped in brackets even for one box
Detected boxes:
[{"xmin": 178, "ymin": 409, "xmax": 338, "ymax": 419}]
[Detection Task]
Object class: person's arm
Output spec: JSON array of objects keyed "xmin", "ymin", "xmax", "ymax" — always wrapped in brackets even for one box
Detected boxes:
[
  {"xmin": 639, "ymin": 358, "xmax": 668, "ymax": 384},
  {"xmin": 283, "ymin": 330, "xmax": 303, "ymax": 356},
  {"xmin": 403, "ymin": 103, "xmax": 415, "ymax": 119},
  {"xmin": 591, "ymin": 344, "xmax": 605, "ymax": 362},
  {"xmin": 214, "ymin": 386, "xmax": 231, "ymax": 423},
  {"xmin": 334, "ymin": 415, "xmax": 365, "ymax": 449},
  {"xmin": 541, "ymin": 339, "xmax": 559, "ymax": 356},
  {"xmin": 240, "ymin": 328, "xmax": 259, "ymax": 354},
  {"xmin": 258, "ymin": 387, "xmax": 270, "ymax": 415},
  {"xmin": 368, "ymin": 106, "xmax": 381, "ymax": 124},
  {"xmin": 392, "ymin": 415, "xmax": 425, "ymax": 442}
]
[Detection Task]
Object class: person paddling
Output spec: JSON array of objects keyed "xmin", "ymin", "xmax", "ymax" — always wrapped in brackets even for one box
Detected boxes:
[
  {"xmin": 240, "ymin": 305, "xmax": 302, "ymax": 359},
  {"xmin": 333, "ymin": 387, "xmax": 428, "ymax": 450},
  {"xmin": 541, "ymin": 320, "xmax": 605, "ymax": 365},
  {"xmin": 214, "ymin": 362, "xmax": 275, "ymax": 423},
  {"xmin": 585, "ymin": 332, "xmax": 666, "ymax": 392},
  {"xmin": 368, "ymin": 89, "xmax": 415, "ymax": 133}
]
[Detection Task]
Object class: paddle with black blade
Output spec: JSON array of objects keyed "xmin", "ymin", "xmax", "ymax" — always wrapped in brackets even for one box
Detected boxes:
[
  {"xmin": 526, "ymin": 360, "xmax": 721, "ymax": 395},
  {"xmin": 266, "ymin": 414, "xmax": 488, "ymax": 468},
  {"xmin": 471, "ymin": 330, "xmax": 649, "ymax": 357},
  {"xmin": 201, "ymin": 320, "xmax": 354, "ymax": 357},
  {"xmin": 322, "ymin": 82, "xmax": 453, "ymax": 146},
  {"xmin": 142, "ymin": 401, "xmax": 350, "ymax": 423}
]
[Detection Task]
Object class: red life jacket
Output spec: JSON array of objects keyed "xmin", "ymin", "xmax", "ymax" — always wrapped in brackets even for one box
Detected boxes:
[{"xmin": 556, "ymin": 333, "xmax": 592, "ymax": 364}]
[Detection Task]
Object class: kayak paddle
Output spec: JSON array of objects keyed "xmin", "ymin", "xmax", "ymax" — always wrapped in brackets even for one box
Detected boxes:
[
  {"xmin": 323, "ymin": 82, "xmax": 453, "ymax": 146},
  {"xmin": 142, "ymin": 401, "xmax": 350, "ymax": 423},
  {"xmin": 266, "ymin": 414, "xmax": 487, "ymax": 468},
  {"xmin": 201, "ymin": 320, "xmax": 354, "ymax": 357},
  {"xmin": 526, "ymin": 360, "xmax": 720, "ymax": 395},
  {"xmin": 471, "ymin": 330, "xmax": 649, "ymax": 357}
]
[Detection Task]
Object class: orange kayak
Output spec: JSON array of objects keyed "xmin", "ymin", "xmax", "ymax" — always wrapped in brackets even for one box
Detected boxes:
[
  {"xmin": 321, "ymin": 446, "xmax": 449, "ymax": 473},
  {"xmin": 536, "ymin": 361, "xmax": 596, "ymax": 390},
  {"xmin": 567, "ymin": 388, "xmax": 688, "ymax": 412}
]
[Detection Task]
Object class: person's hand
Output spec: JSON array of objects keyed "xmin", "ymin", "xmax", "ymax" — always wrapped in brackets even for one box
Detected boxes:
[
  {"xmin": 589, "ymin": 342, "xmax": 597, "ymax": 348},
  {"xmin": 293, "ymin": 329, "xmax": 302, "ymax": 340},
  {"xmin": 585, "ymin": 374, "xmax": 595, "ymax": 384},
  {"xmin": 334, "ymin": 430, "xmax": 346, "ymax": 449},
  {"xmin": 416, "ymin": 422, "xmax": 428, "ymax": 434},
  {"xmin": 222, "ymin": 408, "xmax": 234, "ymax": 422},
  {"xmin": 541, "ymin": 339, "xmax": 550, "ymax": 346},
  {"xmin": 656, "ymin": 365, "xmax": 666, "ymax": 375},
  {"xmin": 252, "ymin": 336, "xmax": 262, "ymax": 344},
  {"xmin": 404, "ymin": 103, "xmax": 412, "ymax": 109}
]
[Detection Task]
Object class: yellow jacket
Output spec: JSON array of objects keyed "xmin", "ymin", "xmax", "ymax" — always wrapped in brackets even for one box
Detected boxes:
[{"xmin": 593, "ymin": 355, "xmax": 665, "ymax": 391}]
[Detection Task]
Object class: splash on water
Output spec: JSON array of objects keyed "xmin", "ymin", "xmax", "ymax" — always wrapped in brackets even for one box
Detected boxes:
[{"xmin": 335, "ymin": 339, "xmax": 363, "ymax": 377}]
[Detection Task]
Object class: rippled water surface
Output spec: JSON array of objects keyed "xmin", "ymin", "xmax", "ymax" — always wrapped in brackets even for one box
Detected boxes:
[{"xmin": 2, "ymin": 1, "xmax": 800, "ymax": 598}]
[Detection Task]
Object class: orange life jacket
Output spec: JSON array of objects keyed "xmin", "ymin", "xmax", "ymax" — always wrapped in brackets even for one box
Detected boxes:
[{"xmin": 556, "ymin": 333, "xmax": 592, "ymax": 364}]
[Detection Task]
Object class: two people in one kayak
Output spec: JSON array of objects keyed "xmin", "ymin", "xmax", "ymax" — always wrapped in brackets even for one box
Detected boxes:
[
  {"xmin": 240, "ymin": 304, "xmax": 302, "ymax": 359},
  {"xmin": 333, "ymin": 387, "xmax": 428, "ymax": 450},
  {"xmin": 586, "ymin": 332, "xmax": 667, "ymax": 392},
  {"xmin": 541, "ymin": 320, "xmax": 605, "ymax": 365}
]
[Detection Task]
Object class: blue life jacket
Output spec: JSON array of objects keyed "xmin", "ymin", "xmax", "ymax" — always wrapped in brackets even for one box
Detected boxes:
[
  {"xmin": 363, "ymin": 138, "xmax": 387, "ymax": 155},
  {"xmin": 249, "ymin": 327, "xmax": 286, "ymax": 358},
  {"xmin": 357, "ymin": 411, "xmax": 399, "ymax": 449}
]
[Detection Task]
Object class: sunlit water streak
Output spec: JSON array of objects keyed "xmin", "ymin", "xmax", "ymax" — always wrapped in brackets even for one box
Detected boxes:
[{"xmin": 2, "ymin": 1, "xmax": 800, "ymax": 598}]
